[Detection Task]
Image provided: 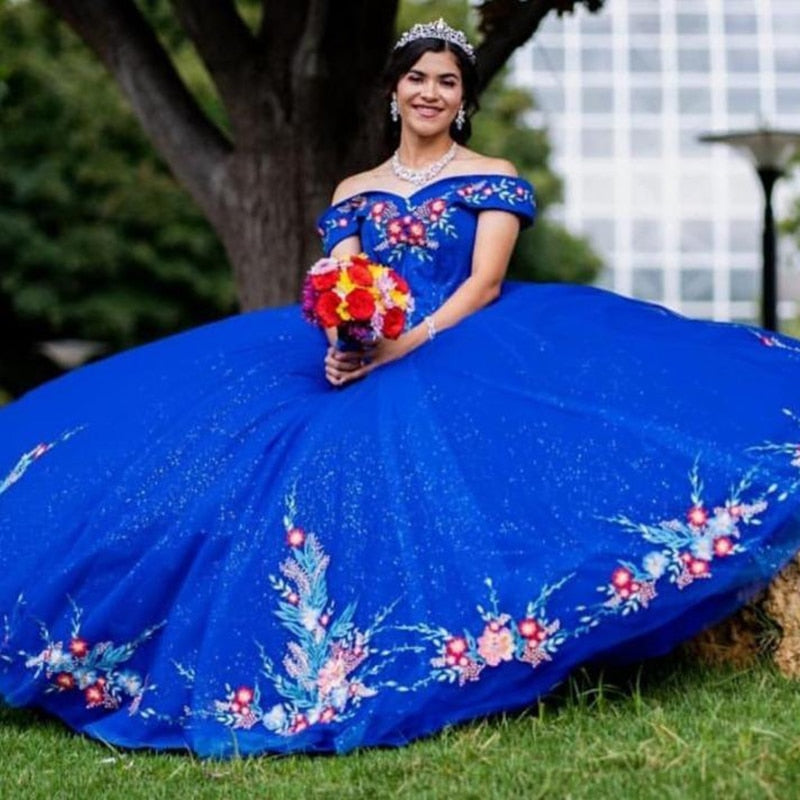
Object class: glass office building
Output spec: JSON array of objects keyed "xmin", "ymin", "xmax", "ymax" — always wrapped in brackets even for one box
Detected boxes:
[{"xmin": 512, "ymin": 0, "xmax": 800, "ymax": 322}]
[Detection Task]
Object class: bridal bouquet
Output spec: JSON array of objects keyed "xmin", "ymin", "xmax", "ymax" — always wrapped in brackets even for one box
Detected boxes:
[{"xmin": 301, "ymin": 254, "xmax": 414, "ymax": 346}]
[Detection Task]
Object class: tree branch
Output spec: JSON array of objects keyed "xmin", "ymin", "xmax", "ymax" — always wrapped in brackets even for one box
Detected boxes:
[
  {"xmin": 41, "ymin": 0, "xmax": 231, "ymax": 220},
  {"xmin": 168, "ymin": 0, "xmax": 258, "ymax": 127},
  {"xmin": 476, "ymin": 0, "xmax": 606, "ymax": 90}
]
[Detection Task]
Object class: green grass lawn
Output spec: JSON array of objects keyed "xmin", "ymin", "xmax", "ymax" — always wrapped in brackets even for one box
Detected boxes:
[{"xmin": 3, "ymin": 655, "xmax": 800, "ymax": 799}]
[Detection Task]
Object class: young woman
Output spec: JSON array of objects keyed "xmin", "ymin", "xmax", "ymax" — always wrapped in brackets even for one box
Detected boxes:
[{"xmin": 1, "ymin": 19, "xmax": 799, "ymax": 758}]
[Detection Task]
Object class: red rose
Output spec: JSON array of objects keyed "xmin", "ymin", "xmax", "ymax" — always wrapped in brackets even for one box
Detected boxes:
[
  {"xmin": 347, "ymin": 263, "xmax": 374, "ymax": 287},
  {"xmin": 345, "ymin": 288, "xmax": 376, "ymax": 321},
  {"xmin": 315, "ymin": 291, "xmax": 341, "ymax": 327},
  {"xmin": 311, "ymin": 271, "xmax": 338, "ymax": 291},
  {"xmin": 389, "ymin": 271, "xmax": 410, "ymax": 294},
  {"xmin": 382, "ymin": 307, "xmax": 405, "ymax": 339}
]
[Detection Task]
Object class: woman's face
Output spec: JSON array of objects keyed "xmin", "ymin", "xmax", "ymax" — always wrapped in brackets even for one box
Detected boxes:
[{"xmin": 395, "ymin": 49, "xmax": 464, "ymax": 138}]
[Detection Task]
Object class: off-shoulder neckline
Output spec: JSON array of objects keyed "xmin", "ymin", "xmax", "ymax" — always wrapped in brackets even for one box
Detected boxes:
[{"xmin": 326, "ymin": 173, "xmax": 533, "ymax": 209}]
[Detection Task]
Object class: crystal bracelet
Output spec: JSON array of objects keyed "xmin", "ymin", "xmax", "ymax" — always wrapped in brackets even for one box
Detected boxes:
[{"xmin": 425, "ymin": 315, "xmax": 437, "ymax": 341}]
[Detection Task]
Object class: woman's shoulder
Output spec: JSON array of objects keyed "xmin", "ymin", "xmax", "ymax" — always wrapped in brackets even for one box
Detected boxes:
[
  {"xmin": 452, "ymin": 149, "xmax": 519, "ymax": 179},
  {"xmin": 331, "ymin": 163, "xmax": 393, "ymax": 204}
]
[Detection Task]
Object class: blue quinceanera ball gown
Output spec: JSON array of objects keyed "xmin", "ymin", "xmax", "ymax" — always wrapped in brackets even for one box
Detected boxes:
[{"xmin": 2, "ymin": 174, "xmax": 800, "ymax": 757}]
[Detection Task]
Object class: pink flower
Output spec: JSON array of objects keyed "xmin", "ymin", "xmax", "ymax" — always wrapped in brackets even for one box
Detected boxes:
[
  {"xmin": 371, "ymin": 202, "xmax": 386, "ymax": 217},
  {"xmin": 54, "ymin": 672, "xmax": 75, "ymax": 690},
  {"xmin": 689, "ymin": 558, "xmax": 710, "ymax": 576},
  {"xmin": 287, "ymin": 592, "xmax": 300, "ymax": 605},
  {"xmin": 477, "ymin": 625, "xmax": 515, "ymax": 666},
  {"xmin": 234, "ymin": 687, "xmax": 254, "ymax": 707},
  {"xmin": 687, "ymin": 505, "xmax": 708, "ymax": 527},
  {"xmin": 85, "ymin": 683, "xmax": 105, "ymax": 707},
  {"xmin": 611, "ymin": 567, "xmax": 633, "ymax": 589},
  {"xmin": 317, "ymin": 656, "xmax": 348, "ymax": 695},
  {"xmin": 320, "ymin": 707, "xmax": 336, "ymax": 723},
  {"xmin": 430, "ymin": 198, "xmax": 446, "ymax": 213},
  {"xmin": 517, "ymin": 618, "xmax": 542, "ymax": 640},
  {"xmin": 445, "ymin": 636, "xmax": 468, "ymax": 658},
  {"xmin": 291, "ymin": 714, "xmax": 309, "ymax": 734},
  {"xmin": 286, "ymin": 527, "xmax": 306, "ymax": 548},
  {"xmin": 713, "ymin": 537, "xmax": 734, "ymax": 557},
  {"xmin": 69, "ymin": 637, "xmax": 89, "ymax": 658}
]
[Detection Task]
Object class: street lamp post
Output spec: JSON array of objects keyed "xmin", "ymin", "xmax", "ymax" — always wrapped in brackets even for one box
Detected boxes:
[{"xmin": 699, "ymin": 127, "xmax": 800, "ymax": 332}]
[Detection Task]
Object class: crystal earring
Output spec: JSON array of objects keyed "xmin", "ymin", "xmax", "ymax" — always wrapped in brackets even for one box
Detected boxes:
[
  {"xmin": 455, "ymin": 104, "xmax": 466, "ymax": 131},
  {"xmin": 390, "ymin": 93, "xmax": 399, "ymax": 123}
]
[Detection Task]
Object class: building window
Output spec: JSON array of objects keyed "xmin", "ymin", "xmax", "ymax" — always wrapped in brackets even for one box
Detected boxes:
[
  {"xmin": 579, "ymin": 12, "xmax": 612, "ymax": 34},
  {"xmin": 629, "ymin": 48, "xmax": 661, "ymax": 72},
  {"xmin": 729, "ymin": 219, "xmax": 757, "ymax": 253},
  {"xmin": 726, "ymin": 49, "xmax": 760, "ymax": 73},
  {"xmin": 631, "ymin": 173, "xmax": 663, "ymax": 207},
  {"xmin": 679, "ymin": 88, "xmax": 712, "ymax": 114},
  {"xmin": 724, "ymin": 14, "xmax": 758, "ymax": 34},
  {"xmin": 581, "ymin": 129, "xmax": 615, "ymax": 158},
  {"xmin": 532, "ymin": 46, "xmax": 564, "ymax": 72},
  {"xmin": 582, "ymin": 87, "xmax": 615, "ymax": 114},
  {"xmin": 777, "ymin": 88, "xmax": 800, "ymax": 113},
  {"xmin": 630, "ymin": 87, "xmax": 662, "ymax": 113},
  {"xmin": 678, "ymin": 49, "xmax": 711, "ymax": 72},
  {"xmin": 632, "ymin": 219, "xmax": 662, "ymax": 252},
  {"xmin": 632, "ymin": 268, "xmax": 664, "ymax": 301},
  {"xmin": 681, "ymin": 269, "xmax": 714, "ymax": 302},
  {"xmin": 730, "ymin": 269, "xmax": 758, "ymax": 302},
  {"xmin": 580, "ymin": 217, "xmax": 616, "ymax": 252},
  {"xmin": 581, "ymin": 48, "xmax": 614, "ymax": 72},
  {"xmin": 775, "ymin": 49, "xmax": 800, "ymax": 73},
  {"xmin": 676, "ymin": 14, "xmax": 708, "ymax": 35},
  {"xmin": 535, "ymin": 88, "xmax": 565, "ymax": 113},
  {"xmin": 727, "ymin": 88, "xmax": 761, "ymax": 115},
  {"xmin": 680, "ymin": 220, "xmax": 713, "ymax": 253},
  {"xmin": 629, "ymin": 14, "xmax": 660, "ymax": 35},
  {"xmin": 630, "ymin": 128, "xmax": 662, "ymax": 157},
  {"xmin": 773, "ymin": 14, "xmax": 800, "ymax": 35}
]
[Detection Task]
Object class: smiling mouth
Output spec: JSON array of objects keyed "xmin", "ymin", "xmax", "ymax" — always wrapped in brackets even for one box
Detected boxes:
[{"xmin": 413, "ymin": 105, "xmax": 443, "ymax": 118}]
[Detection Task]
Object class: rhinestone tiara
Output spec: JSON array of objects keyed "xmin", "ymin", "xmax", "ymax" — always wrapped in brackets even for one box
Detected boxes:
[{"xmin": 393, "ymin": 18, "xmax": 476, "ymax": 63}]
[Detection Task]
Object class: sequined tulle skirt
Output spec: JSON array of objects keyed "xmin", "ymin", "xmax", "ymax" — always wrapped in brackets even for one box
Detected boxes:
[{"xmin": 1, "ymin": 282, "xmax": 800, "ymax": 756}]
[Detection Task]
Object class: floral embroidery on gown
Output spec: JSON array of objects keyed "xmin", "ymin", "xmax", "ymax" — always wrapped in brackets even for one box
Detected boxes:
[{"xmin": 1, "ymin": 174, "xmax": 800, "ymax": 756}]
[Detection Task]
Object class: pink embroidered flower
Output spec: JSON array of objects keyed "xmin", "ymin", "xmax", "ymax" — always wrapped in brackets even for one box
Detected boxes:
[
  {"xmin": 234, "ymin": 686, "xmax": 254, "ymax": 707},
  {"xmin": 286, "ymin": 527, "xmax": 306, "ymax": 548},
  {"xmin": 611, "ymin": 567, "xmax": 633, "ymax": 589},
  {"xmin": 291, "ymin": 714, "xmax": 309, "ymax": 734},
  {"xmin": 85, "ymin": 683, "xmax": 105, "ymax": 707},
  {"xmin": 713, "ymin": 536, "xmax": 734, "ymax": 557},
  {"xmin": 54, "ymin": 672, "xmax": 75, "ymax": 690},
  {"xmin": 688, "ymin": 557, "xmax": 710, "ymax": 576},
  {"xmin": 69, "ymin": 637, "xmax": 89, "ymax": 658},
  {"xmin": 687, "ymin": 505, "xmax": 708, "ymax": 528},
  {"xmin": 320, "ymin": 707, "xmax": 336, "ymax": 724},
  {"xmin": 477, "ymin": 624, "xmax": 514, "ymax": 666},
  {"xmin": 317, "ymin": 656, "xmax": 348, "ymax": 696},
  {"xmin": 370, "ymin": 201, "xmax": 386, "ymax": 218},
  {"xmin": 517, "ymin": 618, "xmax": 543, "ymax": 641}
]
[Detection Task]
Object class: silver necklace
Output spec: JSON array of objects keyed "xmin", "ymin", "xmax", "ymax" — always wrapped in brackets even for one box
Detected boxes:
[{"xmin": 391, "ymin": 142, "xmax": 458, "ymax": 187}]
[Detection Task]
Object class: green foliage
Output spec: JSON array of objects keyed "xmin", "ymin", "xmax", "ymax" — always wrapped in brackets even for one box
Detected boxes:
[
  {"xmin": 0, "ymin": 2, "xmax": 235, "ymax": 397},
  {"xmin": 399, "ymin": 0, "xmax": 603, "ymax": 285}
]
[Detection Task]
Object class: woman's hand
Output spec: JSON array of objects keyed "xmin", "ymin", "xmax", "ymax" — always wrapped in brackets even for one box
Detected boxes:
[{"xmin": 324, "ymin": 335, "xmax": 414, "ymax": 387}]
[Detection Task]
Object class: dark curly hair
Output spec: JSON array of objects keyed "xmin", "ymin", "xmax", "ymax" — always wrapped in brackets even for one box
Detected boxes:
[{"xmin": 383, "ymin": 37, "xmax": 480, "ymax": 147}]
